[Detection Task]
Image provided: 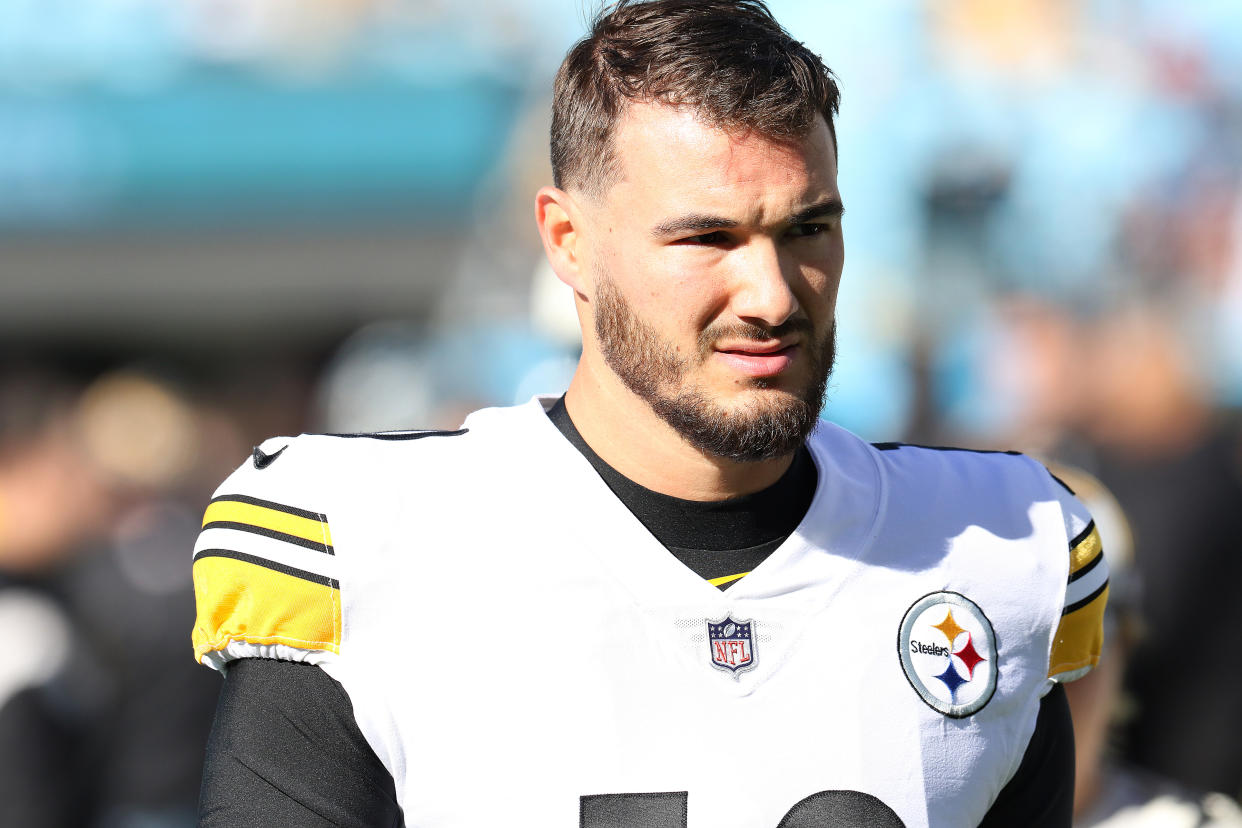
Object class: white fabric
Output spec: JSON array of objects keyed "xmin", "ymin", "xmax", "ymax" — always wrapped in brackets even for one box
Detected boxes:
[
  {"xmin": 206, "ymin": 397, "xmax": 1092, "ymax": 827},
  {"xmin": 193, "ymin": 525, "xmax": 340, "ymax": 583}
]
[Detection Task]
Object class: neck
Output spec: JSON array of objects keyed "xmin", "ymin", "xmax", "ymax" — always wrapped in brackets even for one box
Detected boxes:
[{"xmin": 563, "ymin": 356, "xmax": 796, "ymax": 501}]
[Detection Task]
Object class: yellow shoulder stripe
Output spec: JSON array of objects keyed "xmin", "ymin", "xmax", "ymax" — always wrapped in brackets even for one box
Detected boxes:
[
  {"xmin": 1069, "ymin": 522, "xmax": 1101, "ymax": 575},
  {"xmin": 708, "ymin": 572, "xmax": 748, "ymax": 587},
  {"xmin": 1050, "ymin": 522, "xmax": 1109, "ymax": 679},
  {"xmin": 203, "ymin": 495, "xmax": 333, "ymax": 549},
  {"xmin": 191, "ymin": 551, "xmax": 340, "ymax": 663},
  {"xmin": 1049, "ymin": 583, "xmax": 1108, "ymax": 678}
]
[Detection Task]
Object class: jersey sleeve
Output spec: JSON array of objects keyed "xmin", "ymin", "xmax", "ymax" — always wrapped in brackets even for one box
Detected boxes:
[
  {"xmin": 978, "ymin": 683, "xmax": 1075, "ymax": 826},
  {"xmin": 1044, "ymin": 467, "xmax": 1110, "ymax": 682},
  {"xmin": 200, "ymin": 659, "xmax": 402, "ymax": 827},
  {"xmin": 191, "ymin": 436, "xmax": 341, "ymax": 672}
]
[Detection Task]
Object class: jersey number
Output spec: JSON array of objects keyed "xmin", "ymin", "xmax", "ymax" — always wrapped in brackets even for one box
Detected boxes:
[{"xmin": 580, "ymin": 790, "xmax": 904, "ymax": 827}]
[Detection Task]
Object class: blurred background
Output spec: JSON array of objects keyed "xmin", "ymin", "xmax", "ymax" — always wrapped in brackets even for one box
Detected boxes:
[{"xmin": 2, "ymin": 0, "xmax": 1242, "ymax": 825}]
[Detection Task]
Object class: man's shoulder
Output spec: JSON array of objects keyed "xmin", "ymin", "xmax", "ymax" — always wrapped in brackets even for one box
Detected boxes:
[
  {"xmin": 252, "ymin": 426, "xmax": 474, "ymax": 476},
  {"xmin": 827, "ymin": 429, "xmax": 1107, "ymax": 685},
  {"xmin": 867, "ymin": 435, "xmax": 1065, "ymax": 509},
  {"xmin": 809, "ymin": 421, "xmax": 1048, "ymax": 495},
  {"xmin": 850, "ymin": 432, "xmax": 1091, "ymax": 549},
  {"xmin": 866, "ymin": 437, "xmax": 1032, "ymax": 476},
  {"xmin": 216, "ymin": 399, "xmax": 549, "ymax": 499},
  {"xmin": 189, "ymin": 401, "xmax": 547, "ymax": 673},
  {"xmin": 201, "ymin": 426, "xmax": 472, "ymax": 520}
]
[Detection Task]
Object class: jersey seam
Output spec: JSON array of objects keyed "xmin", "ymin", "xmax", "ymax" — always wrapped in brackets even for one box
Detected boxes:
[
  {"xmin": 856, "ymin": 431, "xmax": 890, "ymax": 563},
  {"xmin": 1048, "ymin": 654, "xmax": 1098, "ymax": 675},
  {"xmin": 198, "ymin": 633, "xmax": 340, "ymax": 654}
]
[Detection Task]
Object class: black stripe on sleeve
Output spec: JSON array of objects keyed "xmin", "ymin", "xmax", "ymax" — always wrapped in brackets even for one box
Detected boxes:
[
  {"xmin": 1068, "ymin": 520, "xmax": 1096, "ymax": 552},
  {"xmin": 209, "ymin": 494, "xmax": 326, "ymax": 523},
  {"xmin": 1062, "ymin": 580, "xmax": 1109, "ymax": 616},
  {"xmin": 1067, "ymin": 550, "xmax": 1104, "ymax": 584},
  {"xmin": 201, "ymin": 521, "xmax": 335, "ymax": 555},
  {"xmin": 192, "ymin": 549, "xmax": 338, "ymax": 589}
]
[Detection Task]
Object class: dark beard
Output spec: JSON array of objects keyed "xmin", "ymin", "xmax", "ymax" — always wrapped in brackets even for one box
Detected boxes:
[{"xmin": 594, "ymin": 277, "xmax": 834, "ymax": 462}]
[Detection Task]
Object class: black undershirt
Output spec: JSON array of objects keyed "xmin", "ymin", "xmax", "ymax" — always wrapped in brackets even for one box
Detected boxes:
[
  {"xmin": 198, "ymin": 402, "xmax": 1075, "ymax": 825},
  {"xmin": 546, "ymin": 395, "xmax": 816, "ymax": 586}
]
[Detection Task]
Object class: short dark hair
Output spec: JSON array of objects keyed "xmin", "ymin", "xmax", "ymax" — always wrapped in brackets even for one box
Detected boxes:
[{"xmin": 551, "ymin": 0, "xmax": 840, "ymax": 197}]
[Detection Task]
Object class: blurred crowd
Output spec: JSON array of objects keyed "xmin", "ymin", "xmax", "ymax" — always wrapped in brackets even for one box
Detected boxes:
[
  {"xmin": 3, "ymin": 0, "xmax": 1242, "ymax": 826},
  {"xmin": 0, "ymin": 362, "xmax": 314, "ymax": 827}
]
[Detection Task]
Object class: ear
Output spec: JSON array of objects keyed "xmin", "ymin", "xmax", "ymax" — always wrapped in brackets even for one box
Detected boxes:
[{"xmin": 535, "ymin": 186, "xmax": 588, "ymax": 296}]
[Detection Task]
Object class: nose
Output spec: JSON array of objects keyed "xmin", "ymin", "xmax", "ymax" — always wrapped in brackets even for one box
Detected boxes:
[{"xmin": 728, "ymin": 239, "xmax": 799, "ymax": 329}]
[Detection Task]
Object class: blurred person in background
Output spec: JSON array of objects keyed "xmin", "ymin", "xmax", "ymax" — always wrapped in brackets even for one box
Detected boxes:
[
  {"xmin": 0, "ymin": 367, "xmax": 114, "ymax": 573},
  {"xmin": 63, "ymin": 368, "xmax": 240, "ymax": 828},
  {"xmin": 0, "ymin": 365, "xmax": 114, "ymax": 828},
  {"xmin": 1077, "ymin": 309, "xmax": 1242, "ymax": 803},
  {"xmin": 1052, "ymin": 463, "xmax": 1242, "ymax": 827},
  {"xmin": 0, "ymin": 363, "xmax": 242, "ymax": 828}
]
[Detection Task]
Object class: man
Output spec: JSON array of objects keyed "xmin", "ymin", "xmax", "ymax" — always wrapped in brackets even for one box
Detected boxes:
[{"xmin": 192, "ymin": 2, "xmax": 1108, "ymax": 825}]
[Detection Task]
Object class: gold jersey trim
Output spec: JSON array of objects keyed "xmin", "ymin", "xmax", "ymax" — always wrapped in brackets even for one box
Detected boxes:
[
  {"xmin": 203, "ymin": 494, "xmax": 333, "ymax": 551},
  {"xmin": 191, "ymin": 548, "xmax": 341, "ymax": 664},
  {"xmin": 1049, "ymin": 524, "xmax": 1108, "ymax": 679}
]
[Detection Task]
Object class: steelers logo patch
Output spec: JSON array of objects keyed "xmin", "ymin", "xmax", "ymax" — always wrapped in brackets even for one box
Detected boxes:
[{"xmin": 898, "ymin": 592, "xmax": 998, "ymax": 718}]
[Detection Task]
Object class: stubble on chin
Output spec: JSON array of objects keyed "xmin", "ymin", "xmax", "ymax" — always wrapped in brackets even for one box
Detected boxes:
[{"xmin": 593, "ymin": 277, "xmax": 834, "ymax": 462}]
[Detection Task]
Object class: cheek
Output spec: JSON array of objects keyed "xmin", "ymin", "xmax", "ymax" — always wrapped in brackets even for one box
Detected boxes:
[
  {"xmin": 650, "ymin": 285, "xmax": 724, "ymax": 352},
  {"xmin": 819, "ymin": 233, "xmax": 845, "ymax": 284},
  {"xmin": 614, "ymin": 248, "xmax": 731, "ymax": 329},
  {"xmin": 800, "ymin": 260, "xmax": 843, "ymax": 322}
]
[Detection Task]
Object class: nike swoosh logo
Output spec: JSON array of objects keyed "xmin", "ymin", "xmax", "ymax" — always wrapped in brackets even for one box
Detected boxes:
[{"xmin": 252, "ymin": 445, "xmax": 286, "ymax": 469}]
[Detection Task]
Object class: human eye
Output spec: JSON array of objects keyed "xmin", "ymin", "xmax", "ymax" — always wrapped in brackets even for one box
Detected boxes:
[
  {"xmin": 677, "ymin": 230, "xmax": 732, "ymax": 246},
  {"xmin": 786, "ymin": 222, "xmax": 829, "ymax": 239}
]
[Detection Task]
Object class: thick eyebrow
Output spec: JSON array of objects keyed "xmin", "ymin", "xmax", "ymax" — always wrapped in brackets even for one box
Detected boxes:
[
  {"xmin": 650, "ymin": 214, "xmax": 740, "ymax": 238},
  {"xmin": 650, "ymin": 196, "xmax": 845, "ymax": 239},
  {"xmin": 788, "ymin": 196, "xmax": 845, "ymax": 226}
]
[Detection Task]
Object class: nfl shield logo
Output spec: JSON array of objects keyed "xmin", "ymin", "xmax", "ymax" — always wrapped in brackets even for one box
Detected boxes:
[{"xmin": 707, "ymin": 616, "xmax": 757, "ymax": 675}]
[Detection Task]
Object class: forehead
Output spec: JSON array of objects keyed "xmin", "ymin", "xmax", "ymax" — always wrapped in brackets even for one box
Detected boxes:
[{"xmin": 604, "ymin": 102, "xmax": 838, "ymax": 217}]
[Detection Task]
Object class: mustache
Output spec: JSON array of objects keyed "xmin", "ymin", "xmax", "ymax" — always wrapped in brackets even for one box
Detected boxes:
[{"xmin": 698, "ymin": 316, "xmax": 815, "ymax": 352}]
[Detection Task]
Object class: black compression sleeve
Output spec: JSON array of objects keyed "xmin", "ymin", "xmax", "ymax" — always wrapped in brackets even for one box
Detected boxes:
[
  {"xmin": 198, "ymin": 659, "xmax": 403, "ymax": 828},
  {"xmin": 978, "ymin": 682, "xmax": 1075, "ymax": 827}
]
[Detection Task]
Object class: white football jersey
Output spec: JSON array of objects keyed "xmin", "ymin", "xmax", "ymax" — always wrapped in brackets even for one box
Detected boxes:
[{"xmin": 192, "ymin": 397, "xmax": 1107, "ymax": 827}]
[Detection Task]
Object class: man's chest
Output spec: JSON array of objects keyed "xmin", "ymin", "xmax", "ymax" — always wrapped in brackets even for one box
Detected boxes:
[{"xmin": 332, "ymin": 535, "xmax": 1049, "ymax": 828}]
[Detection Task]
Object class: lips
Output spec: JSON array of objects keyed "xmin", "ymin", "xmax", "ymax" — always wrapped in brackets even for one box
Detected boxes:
[{"xmin": 715, "ymin": 342, "xmax": 800, "ymax": 377}]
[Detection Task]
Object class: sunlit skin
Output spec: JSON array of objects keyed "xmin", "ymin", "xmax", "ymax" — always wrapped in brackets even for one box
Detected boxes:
[{"xmin": 535, "ymin": 102, "xmax": 844, "ymax": 500}]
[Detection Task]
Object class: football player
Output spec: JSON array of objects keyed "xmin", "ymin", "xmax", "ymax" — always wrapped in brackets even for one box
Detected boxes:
[{"xmin": 192, "ymin": 2, "xmax": 1108, "ymax": 825}]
